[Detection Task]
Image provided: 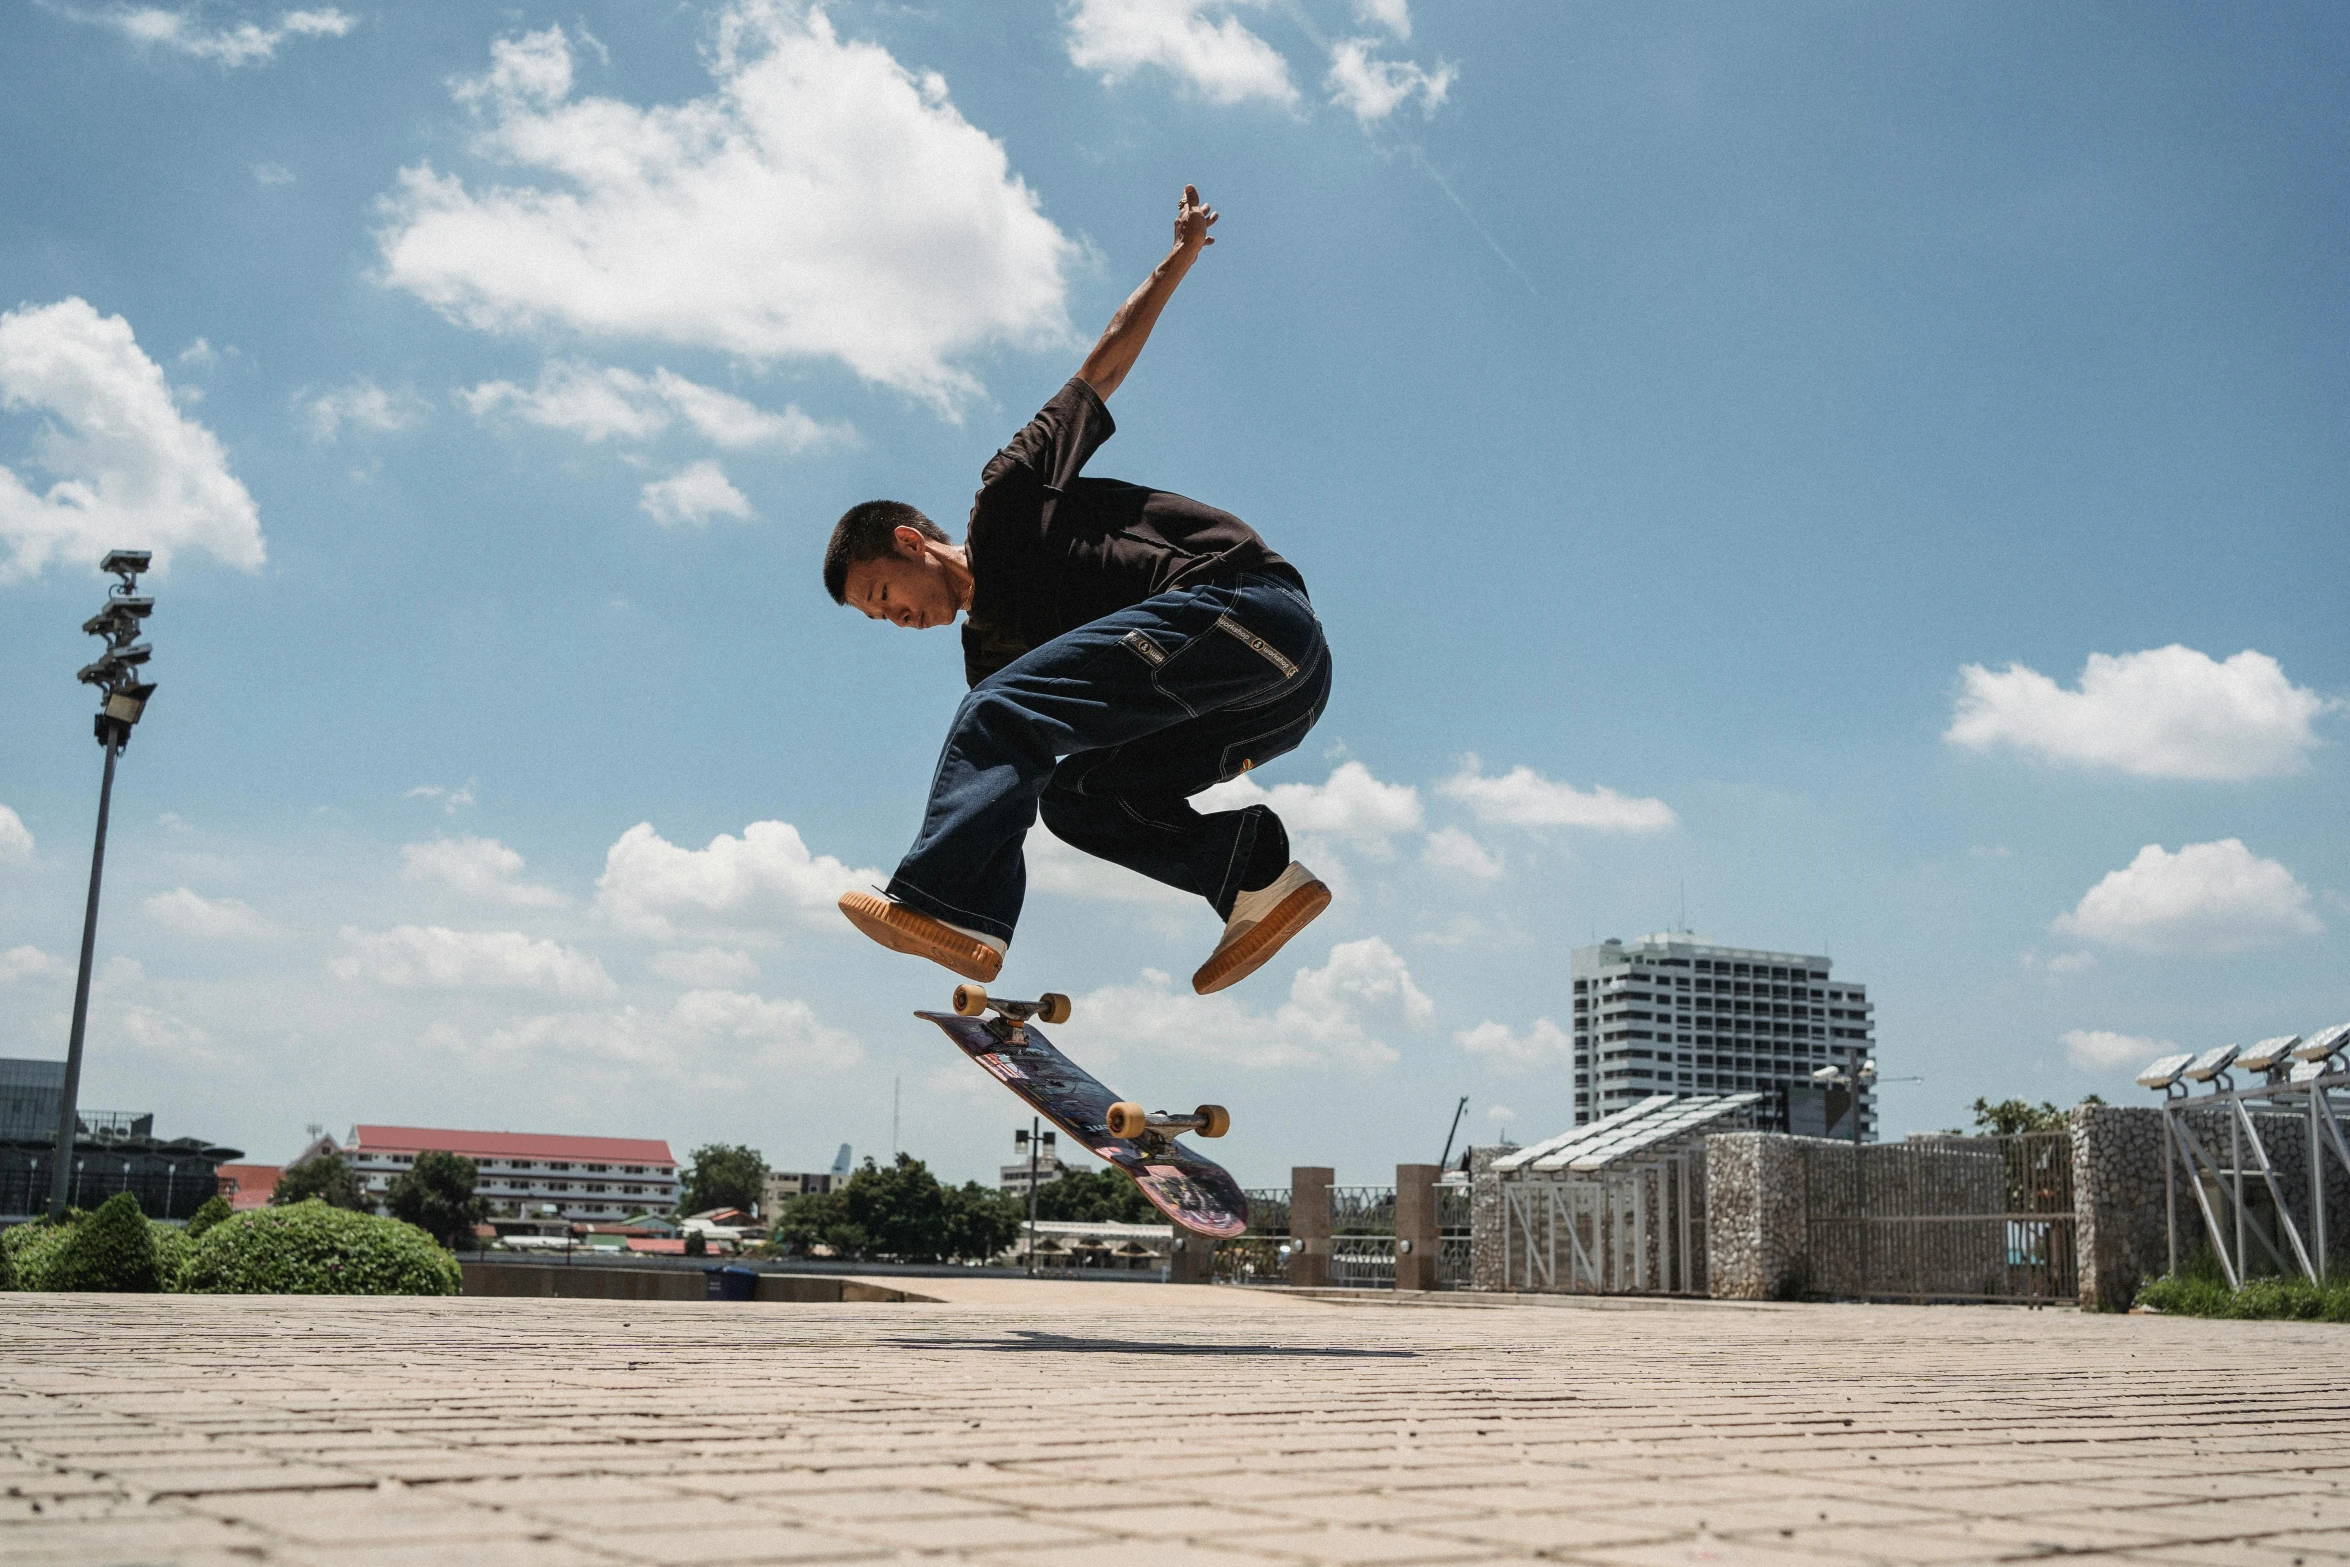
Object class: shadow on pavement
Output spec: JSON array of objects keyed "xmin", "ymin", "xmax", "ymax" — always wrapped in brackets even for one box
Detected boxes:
[{"xmin": 883, "ymin": 1331, "xmax": 1417, "ymax": 1358}]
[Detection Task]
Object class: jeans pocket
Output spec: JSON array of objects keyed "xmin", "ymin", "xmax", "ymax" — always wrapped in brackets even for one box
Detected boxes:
[{"xmin": 1218, "ymin": 701, "xmax": 1321, "ymax": 784}]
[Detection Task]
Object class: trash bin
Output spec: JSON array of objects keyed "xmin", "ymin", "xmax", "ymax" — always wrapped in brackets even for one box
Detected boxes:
[{"xmin": 704, "ymin": 1264, "xmax": 758, "ymax": 1301}]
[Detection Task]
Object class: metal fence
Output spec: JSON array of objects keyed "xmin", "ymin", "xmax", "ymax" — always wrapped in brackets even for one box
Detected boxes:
[
  {"xmin": 1799, "ymin": 1133, "xmax": 2076, "ymax": 1304},
  {"xmin": 1437, "ymin": 1181, "xmax": 1472, "ymax": 1289},
  {"xmin": 1217, "ymin": 1188, "xmax": 1291, "ymax": 1285}
]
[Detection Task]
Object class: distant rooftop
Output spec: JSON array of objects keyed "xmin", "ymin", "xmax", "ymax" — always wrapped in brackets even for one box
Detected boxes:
[{"xmin": 350, "ymin": 1126, "xmax": 675, "ymax": 1164}]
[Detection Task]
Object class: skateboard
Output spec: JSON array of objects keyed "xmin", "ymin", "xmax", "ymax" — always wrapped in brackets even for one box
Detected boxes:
[{"xmin": 917, "ymin": 985, "xmax": 1249, "ymax": 1239}]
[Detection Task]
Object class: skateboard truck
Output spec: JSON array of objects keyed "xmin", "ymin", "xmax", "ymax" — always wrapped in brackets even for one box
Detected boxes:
[
  {"xmin": 951, "ymin": 984, "xmax": 1070, "ymax": 1047},
  {"xmin": 1106, "ymin": 1102, "xmax": 1231, "ymax": 1150}
]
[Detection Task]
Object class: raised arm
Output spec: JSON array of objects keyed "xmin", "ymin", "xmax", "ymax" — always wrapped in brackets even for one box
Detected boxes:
[{"xmin": 1076, "ymin": 184, "xmax": 1218, "ymax": 400}]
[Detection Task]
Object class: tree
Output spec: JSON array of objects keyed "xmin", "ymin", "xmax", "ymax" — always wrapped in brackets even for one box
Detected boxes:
[
  {"xmin": 272, "ymin": 1151, "xmax": 368, "ymax": 1210},
  {"xmin": 385, "ymin": 1151, "xmax": 488, "ymax": 1249},
  {"xmin": 1033, "ymin": 1167, "xmax": 1155, "ymax": 1224},
  {"xmin": 1960, "ymin": 1095, "xmax": 2105, "ymax": 1137},
  {"xmin": 767, "ymin": 1155, "xmax": 1020, "ymax": 1263},
  {"xmin": 682, "ymin": 1143, "xmax": 766, "ymax": 1214}
]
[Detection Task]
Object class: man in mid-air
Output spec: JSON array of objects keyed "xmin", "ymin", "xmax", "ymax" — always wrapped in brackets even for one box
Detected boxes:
[{"xmin": 824, "ymin": 185, "xmax": 1331, "ymax": 996}]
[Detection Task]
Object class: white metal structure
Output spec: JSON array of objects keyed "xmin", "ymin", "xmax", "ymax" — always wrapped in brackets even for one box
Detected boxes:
[
  {"xmin": 2143, "ymin": 1022, "xmax": 2350, "ymax": 1288},
  {"xmin": 1498, "ymin": 1093, "xmax": 1760, "ymax": 1295}
]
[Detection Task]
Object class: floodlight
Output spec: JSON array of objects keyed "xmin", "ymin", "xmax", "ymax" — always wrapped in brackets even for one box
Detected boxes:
[
  {"xmin": 2293, "ymin": 1023, "xmax": 2350, "ymax": 1063},
  {"xmin": 2236, "ymin": 1036, "xmax": 2300, "ymax": 1074},
  {"xmin": 1811, "ymin": 1065, "xmax": 1842, "ymax": 1082},
  {"xmin": 2182, "ymin": 1044, "xmax": 2239, "ymax": 1083},
  {"xmin": 2135, "ymin": 1052, "xmax": 2194, "ymax": 1090},
  {"xmin": 99, "ymin": 549, "xmax": 151, "ymax": 577},
  {"xmin": 103, "ymin": 684, "xmax": 153, "ymax": 724}
]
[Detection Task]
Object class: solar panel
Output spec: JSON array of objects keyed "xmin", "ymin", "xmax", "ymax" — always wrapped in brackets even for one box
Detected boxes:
[
  {"xmin": 1491, "ymin": 1095, "xmax": 1676, "ymax": 1173},
  {"xmin": 1545, "ymin": 1093, "xmax": 1764, "ymax": 1173},
  {"xmin": 2293, "ymin": 1022, "xmax": 2350, "ymax": 1063},
  {"xmin": 2236, "ymin": 1035, "xmax": 2301, "ymax": 1073},
  {"xmin": 2290, "ymin": 1060, "xmax": 2328, "ymax": 1084},
  {"xmin": 2136, "ymin": 1052, "xmax": 2194, "ymax": 1089},
  {"xmin": 2182, "ymin": 1044, "xmax": 2239, "ymax": 1082}
]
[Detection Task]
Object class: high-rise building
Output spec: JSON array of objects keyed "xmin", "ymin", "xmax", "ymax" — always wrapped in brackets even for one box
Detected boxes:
[{"xmin": 1570, "ymin": 935, "xmax": 1878, "ymax": 1138}]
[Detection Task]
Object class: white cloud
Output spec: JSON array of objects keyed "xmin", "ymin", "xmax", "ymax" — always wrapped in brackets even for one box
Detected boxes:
[
  {"xmin": 1439, "ymin": 755, "xmax": 1676, "ymax": 833},
  {"xmin": 1485, "ymin": 1104, "xmax": 1515, "ymax": 1124},
  {"xmin": 117, "ymin": 1003, "xmax": 241, "ymax": 1068},
  {"xmin": 0, "ymin": 804, "xmax": 31, "ymax": 861},
  {"xmin": 379, "ymin": 11, "xmax": 1078, "ymax": 411},
  {"xmin": 592, "ymin": 819, "xmax": 881, "ymax": 943},
  {"xmin": 331, "ymin": 925, "xmax": 616, "ymax": 997},
  {"xmin": 1065, "ymin": 0, "xmax": 1299, "ymax": 107},
  {"xmin": 1453, "ymin": 1016, "xmax": 1572, "ymax": 1072},
  {"xmin": 405, "ymin": 780, "xmax": 475, "ymax": 814},
  {"xmin": 647, "ymin": 947, "xmax": 760, "ymax": 987},
  {"xmin": 442, "ymin": 987, "xmax": 859, "ymax": 1073},
  {"xmin": 1, "ymin": 946, "xmax": 67, "ymax": 983},
  {"xmin": 1421, "ymin": 825, "xmax": 1502, "ymax": 880},
  {"xmin": 253, "ymin": 162, "xmax": 295, "ymax": 186},
  {"xmin": 301, "ymin": 379, "xmax": 430, "ymax": 441},
  {"xmin": 2020, "ymin": 949, "xmax": 2097, "ymax": 976},
  {"xmin": 1198, "ymin": 760, "xmax": 1423, "ymax": 854},
  {"xmin": 1026, "ymin": 825, "xmax": 1191, "ymax": 906},
  {"xmin": 460, "ymin": 360, "xmax": 851, "ymax": 452},
  {"xmin": 1077, "ymin": 936, "xmax": 1429, "ymax": 1071},
  {"xmin": 639, "ymin": 460, "xmax": 753, "ymax": 528},
  {"xmin": 1945, "ymin": 646, "xmax": 2334, "ymax": 781},
  {"xmin": 401, "ymin": 836, "xmax": 565, "ymax": 908},
  {"xmin": 1353, "ymin": 0, "xmax": 1412, "ymax": 39},
  {"xmin": 93, "ymin": 6, "xmax": 356, "ymax": 67},
  {"xmin": 142, "ymin": 887, "xmax": 284, "ymax": 941},
  {"xmin": 0, "ymin": 298, "xmax": 265, "ymax": 582},
  {"xmin": 2051, "ymin": 839, "xmax": 2323, "ymax": 955},
  {"xmin": 2062, "ymin": 1028, "xmax": 2175, "ymax": 1071},
  {"xmin": 176, "ymin": 338, "xmax": 217, "ymax": 367},
  {"xmin": 1325, "ymin": 37, "xmax": 1455, "ymax": 126}
]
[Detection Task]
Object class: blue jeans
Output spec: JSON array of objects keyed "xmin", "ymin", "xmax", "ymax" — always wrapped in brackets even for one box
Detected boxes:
[{"xmin": 886, "ymin": 572, "xmax": 1332, "ymax": 943}]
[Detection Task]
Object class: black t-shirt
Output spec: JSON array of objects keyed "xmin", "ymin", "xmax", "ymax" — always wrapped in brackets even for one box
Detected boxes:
[{"xmin": 960, "ymin": 377, "xmax": 1302, "ymax": 686}]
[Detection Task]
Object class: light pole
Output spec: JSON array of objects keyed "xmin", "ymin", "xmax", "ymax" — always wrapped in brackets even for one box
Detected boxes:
[
  {"xmin": 1812, "ymin": 1047, "xmax": 1876, "ymax": 1294},
  {"xmin": 1014, "ymin": 1121, "xmax": 1056, "ymax": 1276},
  {"xmin": 48, "ymin": 549, "xmax": 157, "ymax": 1222}
]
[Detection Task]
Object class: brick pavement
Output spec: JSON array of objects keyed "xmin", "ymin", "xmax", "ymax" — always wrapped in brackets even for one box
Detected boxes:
[{"xmin": 3, "ymin": 1284, "xmax": 2346, "ymax": 1567}]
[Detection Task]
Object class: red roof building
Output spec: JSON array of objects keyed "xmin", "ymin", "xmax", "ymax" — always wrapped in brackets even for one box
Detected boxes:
[
  {"xmin": 214, "ymin": 1163, "xmax": 282, "ymax": 1210},
  {"xmin": 344, "ymin": 1125, "xmax": 681, "ymax": 1223}
]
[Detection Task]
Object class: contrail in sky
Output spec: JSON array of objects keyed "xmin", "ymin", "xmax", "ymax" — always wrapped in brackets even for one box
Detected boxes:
[{"xmin": 1406, "ymin": 144, "xmax": 1543, "ymax": 301}]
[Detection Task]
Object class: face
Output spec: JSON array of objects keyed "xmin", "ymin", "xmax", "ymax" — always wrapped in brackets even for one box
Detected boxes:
[{"xmin": 844, "ymin": 528, "xmax": 962, "ymax": 630}]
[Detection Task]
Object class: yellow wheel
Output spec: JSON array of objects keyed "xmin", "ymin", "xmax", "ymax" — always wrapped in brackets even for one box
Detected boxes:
[
  {"xmin": 1038, "ymin": 992, "xmax": 1072, "ymax": 1024},
  {"xmin": 1194, "ymin": 1104, "xmax": 1230, "ymax": 1138},
  {"xmin": 1107, "ymin": 1101, "xmax": 1149, "ymax": 1139},
  {"xmin": 952, "ymin": 983, "xmax": 989, "ymax": 1017}
]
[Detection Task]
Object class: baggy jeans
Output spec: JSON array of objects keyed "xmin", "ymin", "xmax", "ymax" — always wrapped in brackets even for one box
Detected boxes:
[{"xmin": 885, "ymin": 571, "xmax": 1332, "ymax": 944}]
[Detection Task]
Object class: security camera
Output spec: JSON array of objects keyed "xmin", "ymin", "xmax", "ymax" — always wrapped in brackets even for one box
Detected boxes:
[{"xmin": 100, "ymin": 549, "xmax": 152, "ymax": 577}]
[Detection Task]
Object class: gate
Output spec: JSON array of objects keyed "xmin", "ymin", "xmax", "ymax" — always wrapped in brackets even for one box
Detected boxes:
[
  {"xmin": 1799, "ymin": 1133, "xmax": 2076, "ymax": 1304},
  {"xmin": 1216, "ymin": 1188, "xmax": 1290, "ymax": 1284}
]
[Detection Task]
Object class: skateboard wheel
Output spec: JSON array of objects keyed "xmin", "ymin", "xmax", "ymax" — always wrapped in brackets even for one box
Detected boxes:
[
  {"xmin": 1107, "ymin": 1101, "xmax": 1148, "ymax": 1139},
  {"xmin": 952, "ymin": 984, "xmax": 989, "ymax": 1017},
  {"xmin": 1194, "ymin": 1104, "xmax": 1230, "ymax": 1138},
  {"xmin": 1037, "ymin": 992, "xmax": 1072, "ymax": 1024}
]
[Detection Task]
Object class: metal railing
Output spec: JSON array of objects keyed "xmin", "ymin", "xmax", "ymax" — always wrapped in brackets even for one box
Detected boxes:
[
  {"xmin": 1799, "ymin": 1132, "xmax": 2076, "ymax": 1304},
  {"xmin": 1217, "ymin": 1188, "xmax": 1291, "ymax": 1285}
]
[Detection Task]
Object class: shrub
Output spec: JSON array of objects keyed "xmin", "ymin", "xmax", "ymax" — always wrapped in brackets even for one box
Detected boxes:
[
  {"xmin": 180, "ymin": 1199, "xmax": 461, "ymax": 1295},
  {"xmin": 272, "ymin": 1151, "xmax": 369, "ymax": 1210},
  {"xmin": 385, "ymin": 1150, "xmax": 486, "ymax": 1248},
  {"xmin": 44, "ymin": 1192, "xmax": 164, "ymax": 1292},
  {"xmin": 2, "ymin": 1214, "xmax": 79, "ymax": 1290},
  {"xmin": 2135, "ymin": 1247, "xmax": 2350, "ymax": 1321},
  {"xmin": 0, "ymin": 1230, "xmax": 14, "ymax": 1291},
  {"xmin": 185, "ymin": 1194, "xmax": 233, "ymax": 1238}
]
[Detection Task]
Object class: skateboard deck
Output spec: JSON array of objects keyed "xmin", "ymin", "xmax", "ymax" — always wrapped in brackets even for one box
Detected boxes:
[{"xmin": 918, "ymin": 1007, "xmax": 1249, "ymax": 1239}]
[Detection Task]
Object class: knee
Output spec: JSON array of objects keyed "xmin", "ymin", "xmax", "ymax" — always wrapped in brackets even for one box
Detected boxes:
[{"xmin": 1037, "ymin": 783, "xmax": 1092, "ymax": 839}]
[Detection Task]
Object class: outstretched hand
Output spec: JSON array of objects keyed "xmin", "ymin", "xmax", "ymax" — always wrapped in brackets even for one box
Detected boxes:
[{"xmin": 1175, "ymin": 184, "xmax": 1218, "ymax": 251}]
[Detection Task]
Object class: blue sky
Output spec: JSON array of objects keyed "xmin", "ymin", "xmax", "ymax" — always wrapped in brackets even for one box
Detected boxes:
[{"xmin": 2, "ymin": 0, "xmax": 2344, "ymax": 1189}]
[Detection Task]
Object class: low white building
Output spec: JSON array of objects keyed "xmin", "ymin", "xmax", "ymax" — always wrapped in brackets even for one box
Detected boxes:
[{"xmin": 346, "ymin": 1125, "xmax": 680, "ymax": 1222}]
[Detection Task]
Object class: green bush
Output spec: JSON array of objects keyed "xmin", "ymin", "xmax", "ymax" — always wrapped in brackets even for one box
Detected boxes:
[
  {"xmin": 185, "ymin": 1194, "xmax": 233, "ymax": 1238},
  {"xmin": 180, "ymin": 1199, "xmax": 461, "ymax": 1295},
  {"xmin": 2135, "ymin": 1249, "xmax": 2350, "ymax": 1321},
  {"xmin": 43, "ymin": 1192, "xmax": 163, "ymax": 1292},
  {"xmin": 3, "ymin": 1214, "xmax": 79, "ymax": 1289}
]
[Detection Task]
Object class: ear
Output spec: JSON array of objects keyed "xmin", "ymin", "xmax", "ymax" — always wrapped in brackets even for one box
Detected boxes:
[{"xmin": 892, "ymin": 525, "xmax": 929, "ymax": 560}]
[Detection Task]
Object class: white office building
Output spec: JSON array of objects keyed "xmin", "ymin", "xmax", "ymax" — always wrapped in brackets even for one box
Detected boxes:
[
  {"xmin": 1571, "ymin": 935, "xmax": 1877, "ymax": 1137},
  {"xmin": 345, "ymin": 1125, "xmax": 681, "ymax": 1222}
]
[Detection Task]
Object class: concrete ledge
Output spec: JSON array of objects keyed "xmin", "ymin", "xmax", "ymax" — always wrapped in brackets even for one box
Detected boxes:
[{"xmin": 461, "ymin": 1261, "xmax": 939, "ymax": 1303}]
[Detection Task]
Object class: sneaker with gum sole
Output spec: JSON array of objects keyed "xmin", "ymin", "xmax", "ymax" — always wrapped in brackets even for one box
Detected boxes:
[
  {"xmin": 1192, "ymin": 862, "xmax": 1330, "ymax": 995},
  {"xmin": 838, "ymin": 890, "xmax": 1004, "ymax": 982}
]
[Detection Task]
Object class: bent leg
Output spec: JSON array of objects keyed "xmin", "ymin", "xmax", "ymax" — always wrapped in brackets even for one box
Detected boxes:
[{"xmin": 888, "ymin": 573, "xmax": 1327, "ymax": 941}]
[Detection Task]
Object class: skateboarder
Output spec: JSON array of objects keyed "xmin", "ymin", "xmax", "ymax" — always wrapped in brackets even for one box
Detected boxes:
[{"xmin": 824, "ymin": 185, "xmax": 1331, "ymax": 995}]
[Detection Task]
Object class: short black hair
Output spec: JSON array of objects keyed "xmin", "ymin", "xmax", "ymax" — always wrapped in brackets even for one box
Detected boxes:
[{"xmin": 824, "ymin": 501, "xmax": 949, "ymax": 605}]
